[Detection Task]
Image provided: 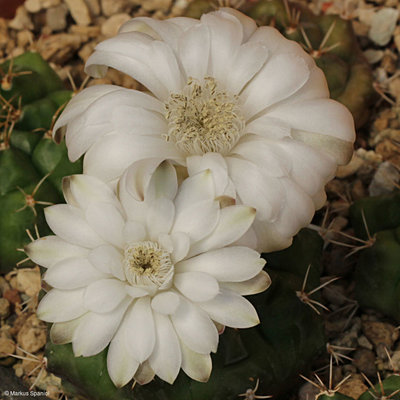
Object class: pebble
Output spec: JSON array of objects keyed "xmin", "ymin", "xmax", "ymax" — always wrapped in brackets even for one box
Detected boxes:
[
  {"xmin": 298, "ymin": 382, "xmax": 320, "ymax": 400},
  {"xmin": 336, "ymin": 153, "xmax": 365, "ymax": 178},
  {"xmin": 142, "ymin": 0, "xmax": 172, "ymax": 12},
  {"xmin": 65, "ymin": 0, "xmax": 92, "ymax": 26},
  {"xmin": 381, "ymin": 50, "xmax": 398, "ymax": 74},
  {"xmin": 101, "ymin": 13, "xmax": 131, "ymax": 37},
  {"xmin": 394, "ymin": 26, "xmax": 400, "ymax": 54},
  {"xmin": 3, "ymin": 289, "xmax": 21, "ymax": 305},
  {"xmin": 389, "ymin": 77, "xmax": 400, "ymax": 101},
  {"xmin": 369, "ymin": 7, "xmax": 399, "ymax": 46},
  {"xmin": 362, "ymin": 321, "xmax": 399, "ymax": 349},
  {"xmin": 0, "ymin": 337, "xmax": 16, "ymax": 357},
  {"xmin": 84, "ymin": 0, "xmax": 101, "ymax": 15},
  {"xmin": 0, "ymin": 298, "xmax": 10, "ymax": 319},
  {"xmin": 8, "ymin": 6, "xmax": 34, "ymax": 31},
  {"xmin": 364, "ymin": 49, "xmax": 384, "ymax": 64},
  {"xmin": 100, "ymin": 0, "xmax": 130, "ymax": 16},
  {"xmin": 16, "ymin": 268, "xmax": 42, "ymax": 298},
  {"xmin": 25, "ymin": 0, "xmax": 61, "ymax": 13},
  {"xmin": 17, "ymin": 314, "xmax": 47, "ymax": 353},
  {"xmin": 368, "ymin": 161, "xmax": 400, "ymax": 196},
  {"xmin": 17, "ymin": 30, "xmax": 34, "ymax": 47},
  {"xmin": 338, "ymin": 374, "xmax": 369, "ymax": 398},
  {"xmin": 46, "ymin": 4, "xmax": 69, "ymax": 31},
  {"xmin": 0, "ymin": 276, "xmax": 11, "ymax": 295},
  {"xmin": 353, "ymin": 348, "xmax": 377, "ymax": 376},
  {"xmin": 37, "ymin": 32, "xmax": 82, "ymax": 63},
  {"xmin": 358, "ymin": 335, "xmax": 374, "ymax": 350}
]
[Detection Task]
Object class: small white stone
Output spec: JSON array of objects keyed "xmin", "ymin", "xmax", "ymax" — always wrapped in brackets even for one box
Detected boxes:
[
  {"xmin": 46, "ymin": 4, "xmax": 69, "ymax": 32},
  {"xmin": 368, "ymin": 161, "xmax": 400, "ymax": 196},
  {"xmin": 101, "ymin": 13, "xmax": 131, "ymax": 37},
  {"xmin": 25, "ymin": 0, "xmax": 42, "ymax": 13},
  {"xmin": 369, "ymin": 8, "xmax": 399, "ymax": 46},
  {"xmin": 100, "ymin": 0, "xmax": 129, "ymax": 17},
  {"xmin": 9, "ymin": 6, "xmax": 34, "ymax": 31},
  {"xmin": 363, "ymin": 49, "xmax": 384, "ymax": 64},
  {"xmin": 65, "ymin": 0, "xmax": 92, "ymax": 26},
  {"xmin": 84, "ymin": 0, "xmax": 101, "ymax": 16}
]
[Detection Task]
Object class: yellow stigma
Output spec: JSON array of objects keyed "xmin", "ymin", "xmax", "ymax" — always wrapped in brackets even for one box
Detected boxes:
[
  {"xmin": 123, "ymin": 241, "xmax": 174, "ymax": 289},
  {"xmin": 164, "ymin": 77, "xmax": 244, "ymax": 155}
]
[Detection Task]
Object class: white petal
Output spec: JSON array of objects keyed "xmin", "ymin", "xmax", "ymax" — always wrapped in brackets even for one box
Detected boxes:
[
  {"xmin": 73, "ymin": 298, "xmax": 131, "ymax": 357},
  {"xmin": 85, "ymin": 202, "xmax": 125, "ymax": 248},
  {"xmin": 125, "ymin": 286, "xmax": 149, "ymax": 298},
  {"xmin": 174, "ymin": 169, "xmax": 215, "ymax": 213},
  {"xmin": 146, "ymin": 198, "xmax": 175, "ymax": 240},
  {"xmin": 37, "ymin": 288, "xmax": 86, "ymax": 323},
  {"xmin": 88, "ymin": 245, "xmax": 125, "ymax": 280},
  {"xmin": 123, "ymin": 221, "xmax": 146, "ymax": 243},
  {"xmin": 218, "ymin": 8, "xmax": 257, "ymax": 41},
  {"xmin": 252, "ymin": 218, "xmax": 293, "ymax": 253},
  {"xmin": 199, "ymin": 289, "xmax": 259, "ymax": 328},
  {"xmin": 84, "ymin": 279, "xmax": 128, "ymax": 313},
  {"xmin": 134, "ymin": 361, "xmax": 155, "ymax": 385},
  {"xmin": 229, "ymin": 41, "xmax": 269, "ymax": 95},
  {"xmin": 244, "ymin": 115, "xmax": 291, "ymax": 140},
  {"xmin": 172, "ymin": 200, "xmax": 220, "ymax": 242},
  {"xmin": 25, "ymin": 236, "xmax": 88, "ymax": 268},
  {"xmin": 201, "ymin": 11, "xmax": 243, "ymax": 85},
  {"xmin": 45, "ymin": 205, "xmax": 105, "ymax": 248},
  {"xmin": 221, "ymin": 271, "xmax": 271, "ymax": 295},
  {"xmin": 83, "ymin": 133, "xmax": 182, "ymax": 183},
  {"xmin": 146, "ymin": 160, "xmax": 178, "ymax": 202},
  {"xmin": 227, "ymin": 156, "xmax": 283, "ymax": 220},
  {"xmin": 241, "ymin": 53, "xmax": 310, "ymax": 119},
  {"xmin": 44, "ymin": 257, "xmax": 107, "ymax": 289},
  {"xmin": 267, "ymin": 98, "xmax": 355, "ymax": 142},
  {"xmin": 124, "ymin": 297, "xmax": 155, "ymax": 363},
  {"xmin": 64, "ymin": 174, "xmax": 119, "ymax": 211},
  {"xmin": 148, "ymin": 313, "xmax": 181, "ymax": 384},
  {"xmin": 171, "ymin": 297, "xmax": 218, "ymax": 354},
  {"xmin": 174, "ymin": 272, "xmax": 219, "ymax": 302},
  {"xmin": 178, "ymin": 23, "xmax": 210, "ymax": 80},
  {"xmin": 50, "ymin": 316, "xmax": 86, "ymax": 345},
  {"xmin": 188, "ymin": 205, "xmax": 256, "ymax": 257},
  {"xmin": 180, "ymin": 340, "xmax": 211, "ymax": 382},
  {"xmin": 169, "ymin": 232, "xmax": 190, "ymax": 263},
  {"xmin": 107, "ymin": 319, "xmax": 139, "ymax": 388},
  {"xmin": 177, "ymin": 247, "xmax": 265, "ymax": 282},
  {"xmin": 186, "ymin": 153, "xmax": 234, "ymax": 199},
  {"xmin": 151, "ymin": 291, "xmax": 180, "ymax": 315}
]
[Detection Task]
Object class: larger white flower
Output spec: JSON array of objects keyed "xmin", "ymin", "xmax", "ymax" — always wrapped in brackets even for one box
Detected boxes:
[
  {"xmin": 53, "ymin": 8, "xmax": 355, "ymax": 252},
  {"xmin": 26, "ymin": 160, "xmax": 269, "ymax": 387}
]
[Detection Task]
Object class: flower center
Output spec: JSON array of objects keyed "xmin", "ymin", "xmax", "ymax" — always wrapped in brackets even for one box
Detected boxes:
[
  {"xmin": 164, "ymin": 77, "xmax": 245, "ymax": 155},
  {"xmin": 123, "ymin": 241, "xmax": 174, "ymax": 289}
]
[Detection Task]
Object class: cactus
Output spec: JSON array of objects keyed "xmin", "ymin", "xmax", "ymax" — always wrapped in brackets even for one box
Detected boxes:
[
  {"xmin": 349, "ymin": 191, "xmax": 400, "ymax": 322},
  {"xmin": 358, "ymin": 375, "xmax": 400, "ymax": 400},
  {"xmin": 0, "ymin": 52, "xmax": 82, "ymax": 272},
  {"xmin": 184, "ymin": 0, "xmax": 375, "ymax": 128},
  {"xmin": 45, "ymin": 229, "xmax": 326, "ymax": 399}
]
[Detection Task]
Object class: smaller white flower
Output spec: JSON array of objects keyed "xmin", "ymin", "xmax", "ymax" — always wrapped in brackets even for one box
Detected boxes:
[{"xmin": 27, "ymin": 160, "xmax": 270, "ymax": 387}]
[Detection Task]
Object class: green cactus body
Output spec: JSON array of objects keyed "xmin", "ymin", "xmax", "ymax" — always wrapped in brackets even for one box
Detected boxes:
[
  {"xmin": 45, "ymin": 229, "xmax": 325, "ymax": 399},
  {"xmin": 185, "ymin": 0, "xmax": 375, "ymax": 128},
  {"xmin": 350, "ymin": 191, "xmax": 400, "ymax": 322},
  {"xmin": 358, "ymin": 375, "xmax": 400, "ymax": 400},
  {"xmin": 0, "ymin": 52, "xmax": 82, "ymax": 272},
  {"xmin": 317, "ymin": 393, "xmax": 355, "ymax": 400}
]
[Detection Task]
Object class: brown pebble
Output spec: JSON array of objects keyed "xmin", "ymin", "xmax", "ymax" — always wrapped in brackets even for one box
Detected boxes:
[
  {"xmin": 3, "ymin": 289, "xmax": 21, "ymax": 305},
  {"xmin": 338, "ymin": 374, "xmax": 368, "ymax": 398},
  {"xmin": 363, "ymin": 321, "xmax": 399, "ymax": 349},
  {"xmin": 353, "ymin": 348, "xmax": 377, "ymax": 376},
  {"xmin": 16, "ymin": 267, "xmax": 41, "ymax": 297},
  {"xmin": 0, "ymin": 298, "xmax": 10, "ymax": 318},
  {"xmin": 10, "ymin": 313, "xmax": 29, "ymax": 337},
  {"xmin": 0, "ymin": 337, "xmax": 16, "ymax": 358},
  {"xmin": 17, "ymin": 314, "xmax": 47, "ymax": 353}
]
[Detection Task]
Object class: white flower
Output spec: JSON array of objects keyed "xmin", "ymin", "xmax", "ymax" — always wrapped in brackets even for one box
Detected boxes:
[
  {"xmin": 53, "ymin": 8, "xmax": 355, "ymax": 252},
  {"xmin": 26, "ymin": 160, "xmax": 269, "ymax": 387}
]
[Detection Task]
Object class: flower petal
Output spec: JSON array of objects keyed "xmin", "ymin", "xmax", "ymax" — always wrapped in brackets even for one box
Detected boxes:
[
  {"xmin": 148, "ymin": 313, "xmax": 182, "ymax": 384},
  {"xmin": 151, "ymin": 291, "xmax": 180, "ymax": 315},
  {"xmin": 180, "ymin": 340, "xmax": 211, "ymax": 383},
  {"xmin": 146, "ymin": 198, "xmax": 175, "ymax": 240},
  {"xmin": 25, "ymin": 236, "xmax": 88, "ymax": 268},
  {"xmin": 171, "ymin": 297, "xmax": 218, "ymax": 354},
  {"xmin": 84, "ymin": 279, "xmax": 128, "ymax": 313},
  {"xmin": 188, "ymin": 205, "xmax": 256, "ymax": 257},
  {"xmin": 134, "ymin": 361, "xmax": 155, "ymax": 385},
  {"xmin": 37, "ymin": 288, "xmax": 86, "ymax": 323},
  {"xmin": 177, "ymin": 247, "xmax": 265, "ymax": 282},
  {"xmin": 73, "ymin": 298, "xmax": 131, "ymax": 357},
  {"xmin": 199, "ymin": 289, "xmax": 259, "ymax": 328},
  {"xmin": 174, "ymin": 272, "xmax": 219, "ymax": 302},
  {"xmin": 88, "ymin": 245, "xmax": 124, "ymax": 280},
  {"xmin": 146, "ymin": 160, "xmax": 178, "ymax": 202},
  {"xmin": 85, "ymin": 202, "xmax": 125, "ymax": 248},
  {"xmin": 123, "ymin": 221, "xmax": 146, "ymax": 243},
  {"xmin": 50, "ymin": 316, "xmax": 86, "ymax": 345},
  {"xmin": 172, "ymin": 200, "xmax": 220, "ymax": 242},
  {"xmin": 45, "ymin": 205, "xmax": 105, "ymax": 248},
  {"xmin": 107, "ymin": 319, "xmax": 139, "ymax": 388},
  {"xmin": 124, "ymin": 297, "xmax": 155, "ymax": 363},
  {"xmin": 44, "ymin": 257, "xmax": 107, "ymax": 289},
  {"xmin": 221, "ymin": 271, "xmax": 271, "ymax": 295}
]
